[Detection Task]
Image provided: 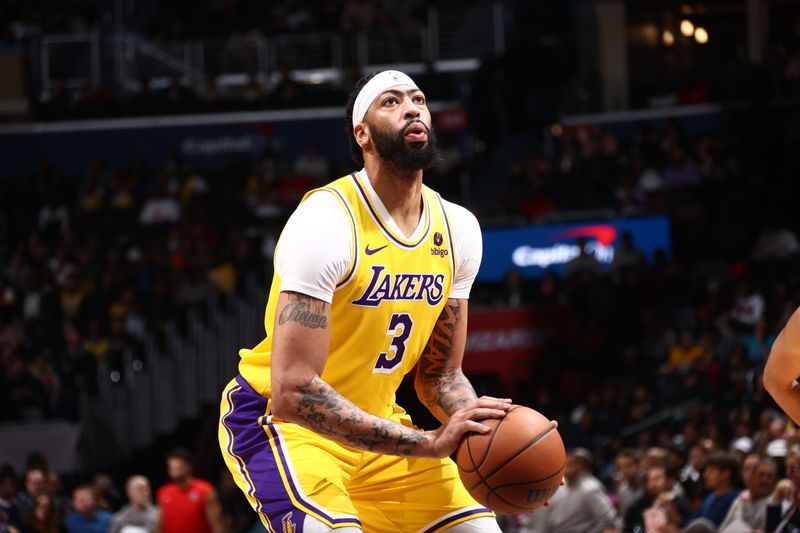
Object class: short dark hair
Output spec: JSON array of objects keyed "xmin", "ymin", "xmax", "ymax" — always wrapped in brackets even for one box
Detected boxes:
[
  {"xmin": 166, "ymin": 448, "xmax": 194, "ymax": 465},
  {"xmin": 706, "ymin": 452, "xmax": 739, "ymax": 481},
  {"xmin": 0, "ymin": 464, "xmax": 16, "ymax": 483},
  {"xmin": 617, "ymin": 448, "xmax": 640, "ymax": 462},
  {"xmin": 344, "ymin": 73, "xmax": 377, "ymax": 167},
  {"xmin": 73, "ymin": 484, "xmax": 96, "ymax": 497},
  {"xmin": 648, "ymin": 462, "xmax": 679, "ymax": 481}
]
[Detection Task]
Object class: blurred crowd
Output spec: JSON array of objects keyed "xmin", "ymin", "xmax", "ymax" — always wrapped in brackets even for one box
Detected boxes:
[
  {"xmin": 0, "ymin": 145, "xmax": 327, "ymax": 421},
  {"xmin": 0, "ymin": 448, "xmax": 258, "ymax": 533},
  {"xmin": 502, "ymin": 438, "xmax": 800, "ymax": 532}
]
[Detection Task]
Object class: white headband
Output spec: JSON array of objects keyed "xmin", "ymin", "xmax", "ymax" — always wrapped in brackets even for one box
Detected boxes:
[{"xmin": 352, "ymin": 70, "xmax": 419, "ymax": 128}]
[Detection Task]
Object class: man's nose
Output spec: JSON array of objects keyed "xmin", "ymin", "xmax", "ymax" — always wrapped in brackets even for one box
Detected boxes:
[{"xmin": 402, "ymin": 98, "xmax": 420, "ymax": 120}]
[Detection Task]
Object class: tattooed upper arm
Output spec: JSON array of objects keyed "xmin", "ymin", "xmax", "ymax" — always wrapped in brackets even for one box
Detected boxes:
[
  {"xmin": 278, "ymin": 292, "xmax": 328, "ymax": 329},
  {"xmin": 415, "ymin": 299, "xmax": 477, "ymax": 421}
]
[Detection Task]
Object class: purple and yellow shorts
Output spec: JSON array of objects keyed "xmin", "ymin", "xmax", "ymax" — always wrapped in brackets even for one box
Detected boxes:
[{"xmin": 218, "ymin": 376, "xmax": 493, "ymax": 532}]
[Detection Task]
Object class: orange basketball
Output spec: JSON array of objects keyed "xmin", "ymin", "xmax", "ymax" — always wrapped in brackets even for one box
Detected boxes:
[{"xmin": 455, "ymin": 405, "xmax": 565, "ymax": 514}]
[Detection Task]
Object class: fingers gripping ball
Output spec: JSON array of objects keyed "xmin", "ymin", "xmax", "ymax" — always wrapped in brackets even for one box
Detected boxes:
[{"xmin": 455, "ymin": 406, "xmax": 565, "ymax": 514}]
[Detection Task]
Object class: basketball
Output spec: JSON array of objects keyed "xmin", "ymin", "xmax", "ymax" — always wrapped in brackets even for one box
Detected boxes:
[{"xmin": 455, "ymin": 405, "xmax": 566, "ymax": 514}]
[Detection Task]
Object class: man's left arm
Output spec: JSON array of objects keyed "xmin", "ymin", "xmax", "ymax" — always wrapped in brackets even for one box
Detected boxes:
[
  {"xmin": 204, "ymin": 488, "xmax": 225, "ymax": 533},
  {"xmin": 415, "ymin": 298, "xmax": 480, "ymax": 423}
]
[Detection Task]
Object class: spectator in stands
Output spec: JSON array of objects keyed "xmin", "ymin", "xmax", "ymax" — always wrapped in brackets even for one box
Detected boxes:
[
  {"xmin": 684, "ymin": 452, "xmax": 740, "ymax": 530},
  {"xmin": 729, "ymin": 279, "xmax": 766, "ymax": 332},
  {"xmin": 156, "ymin": 449, "xmax": 223, "ymax": 533},
  {"xmin": 523, "ymin": 448, "xmax": 621, "ymax": 532},
  {"xmin": 12, "ymin": 469, "xmax": 46, "ymax": 525},
  {"xmin": 737, "ymin": 452, "xmax": 760, "ymax": 489},
  {"xmin": 64, "ymin": 485, "xmax": 112, "ymax": 533},
  {"xmin": 623, "ymin": 462, "xmax": 692, "ymax": 533},
  {"xmin": 718, "ymin": 457, "xmax": 778, "ymax": 532},
  {"xmin": 37, "ymin": 195, "xmax": 69, "ymax": 237},
  {"xmin": 679, "ymin": 445, "xmax": 707, "ymax": 500},
  {"xmin": 751, "ymin": 215, "xmax": 800, "ymax": 263},
  {"xmin": 667, "ymin": 330, "xmax": 706, "ymax": 373},
  {"xmin": 292, "ymin": 145, "xmax": 330, "ymax": 184},
  {"xmin": 110, "ymin": 475, "xmax": 159, "ymax": 533},
  {"xmin": 199, "ymin": 74, "xmax": 224, "ymax": 103},
  {"xmin": 614, "ymin": 448, "xmax": 643, "ymax": 520},
  {"xmin": 763, "ymin": 444, "xmax": 800, "ymax": 530},
  {"xmin": 496, "ymin": 269, "xmax": 530, "ymax": 308},
  {"xmin": 610, "ymin": 232, "xmax": 646, "ymax": 283},
  {"xmin": 138, "ymin": 176, "xmax": 180, "ymax": 226},
  {"xmin": 340, "ymin": 0, "xmax": 380, "ymax": 32},
  {"xmin": 740, "ymin": 317, "xmax": 776, "ymax": 365},
  {"xmin": 160, "ymin": 76, "xmax": 195, "ymax": 105},
  {"xmin": 22, "ymin": 493, "xmax": 60, "ymax": 533},
  {"xmin": 45, "ymin": 472, "xmax": 68, "ymax": 527},
  {"xmin": 271, "ymin": 68, "xmax": 303, "ymax": 103},
  {"xmin": 564, "ymin": 238, "xmax": 602, "ymax": 280},
  {"xmin": 215, "ymin": 468, "xmax": 253, "ymax": 533},
  {"xmin": 239, "ymin": 73, "xmax": 267, "ymax": 103},
  {"xmin": 0, "ymin": 466, "xmax": 18, "ymax": 530},
  {"xmin": 662, "ymin": 146, "xmax": 701, "ymax": 190},
  {"xmin": 92, "ymin": 474, "xmax": 121, "ymax": 513}
]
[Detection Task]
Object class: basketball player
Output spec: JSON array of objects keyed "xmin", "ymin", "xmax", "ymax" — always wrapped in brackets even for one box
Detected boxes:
[
  {"xmin": 218, "ymin": 70, "xmax": 534, "ymax": 532},
  {"xmin": 764, "ymin": 307, "xmax": 800, "ymax": 424}
]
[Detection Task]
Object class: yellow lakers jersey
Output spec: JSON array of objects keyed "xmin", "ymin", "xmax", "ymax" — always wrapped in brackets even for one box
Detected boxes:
[{"xmin": 238, "ymin": 172, "xmax": 455, "ymax": 418}]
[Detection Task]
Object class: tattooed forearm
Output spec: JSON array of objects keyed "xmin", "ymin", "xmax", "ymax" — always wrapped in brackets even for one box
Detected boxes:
[
  {"xmin": 293, "ymin": 376, "xmax": 427, "ymax": 456},
  {"xmin": 278, "ymin": 292, "xmax": 328, "ymax": 329},
  {"xmin": 415, "ymin": 300, "xmax": 477, "ymax": 421}
]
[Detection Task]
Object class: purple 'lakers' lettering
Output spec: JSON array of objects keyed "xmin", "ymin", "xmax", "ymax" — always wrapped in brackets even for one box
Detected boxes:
[{"xmin": 352, "ymin": 266, "xmax": 445, "ymax": 307}]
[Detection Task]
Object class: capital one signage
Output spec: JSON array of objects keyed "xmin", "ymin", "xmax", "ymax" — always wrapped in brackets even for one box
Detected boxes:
[{"xmin": 478, "ymin": 216, "xmax": 672, "ymax": 281}]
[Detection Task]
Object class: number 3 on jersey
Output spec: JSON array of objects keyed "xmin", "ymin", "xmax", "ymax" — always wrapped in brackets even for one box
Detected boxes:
[{"xmin": 373, "ymin": 313, "xmax": 414, "ymax": 374}]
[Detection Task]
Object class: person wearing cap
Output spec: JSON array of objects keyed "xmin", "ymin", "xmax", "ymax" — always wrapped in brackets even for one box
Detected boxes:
[
  {"xmin": 217, "ymin": 70, "xmax": 532, "ymax": 532},
  {"xmin": 522, "ymin": 448, "xmax": 621, "ymax": 533}
]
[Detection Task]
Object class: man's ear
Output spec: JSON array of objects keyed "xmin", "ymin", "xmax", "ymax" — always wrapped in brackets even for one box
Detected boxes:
[{"xmin": 355, "ymin": 122, "xmax": 370, "ymax": 149}]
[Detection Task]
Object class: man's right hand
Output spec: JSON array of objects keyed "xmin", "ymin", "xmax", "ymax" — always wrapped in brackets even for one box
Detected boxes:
[{"xmin": 423, "ymin": 396, "xmax": 513, "ymax": 458}]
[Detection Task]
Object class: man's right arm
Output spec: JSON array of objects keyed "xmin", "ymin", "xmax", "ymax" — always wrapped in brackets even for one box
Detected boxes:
[{"xmin": 269, "ymin": 290, "xmax": 509, "ymax": 458}]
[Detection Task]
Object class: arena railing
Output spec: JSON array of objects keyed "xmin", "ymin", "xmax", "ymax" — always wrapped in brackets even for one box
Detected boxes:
[
  {"xmin": 78, "ymin": 275, "xmax": 266, "ymax": 471},
  {"xmin": 33, "ymin": 1, "xmax": 504, "ymax": 102}
]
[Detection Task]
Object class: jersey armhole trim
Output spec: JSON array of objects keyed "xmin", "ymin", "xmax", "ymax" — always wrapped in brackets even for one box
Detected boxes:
[
  {"xmin": 316, "ymin": 186, "xmax": 358, "ymax": 288},
  {"xmin": 435, "ymin": 193, "xmax": 457, "ymax": 279}
]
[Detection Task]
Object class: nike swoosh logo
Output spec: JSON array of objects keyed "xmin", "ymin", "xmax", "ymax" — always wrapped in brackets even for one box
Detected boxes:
[{"xmin": 365, "ymin": 244, "xmax": 388, "ymax": 256}]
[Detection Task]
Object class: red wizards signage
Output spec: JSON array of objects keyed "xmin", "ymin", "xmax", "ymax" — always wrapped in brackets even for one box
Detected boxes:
[{"xmin": 461, "ymin": 307, "xmax": 569, "ymax": 389}]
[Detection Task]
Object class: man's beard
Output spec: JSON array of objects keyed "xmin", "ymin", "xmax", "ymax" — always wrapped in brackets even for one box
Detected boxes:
[{"xmin": 370, "ymin": 119, "xmax": 440, "ymax": 173}]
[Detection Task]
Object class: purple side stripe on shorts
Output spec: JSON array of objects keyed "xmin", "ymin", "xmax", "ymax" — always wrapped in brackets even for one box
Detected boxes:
[
  {"xmin": 231, "ymin": 375, "xmax": 363, "ymax": 530},
  {"xmin": 225, "ymin": 379, "xmax": 307, "ymax": 532},
  {"xmin": 264, "ymin": 421, "xmax": 363, "ymax": 527}
]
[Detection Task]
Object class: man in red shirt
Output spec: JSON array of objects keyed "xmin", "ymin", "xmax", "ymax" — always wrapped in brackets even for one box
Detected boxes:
[{"xmin": 156, "ymin": 449, "xmax": 224, "ymax": 533}]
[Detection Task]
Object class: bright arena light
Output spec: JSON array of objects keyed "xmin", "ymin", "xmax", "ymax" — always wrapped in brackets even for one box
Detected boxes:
[
  {"xmin": 694, "ymin": 27, "xmax": 709, "ymax": 44},
  {"xmin": 680, "ymin": 19, "xmax": 695, "ymax": 37},
  {"xmin": 663, "ymin": 29, "xmax": 675, "ymax": 46}
]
